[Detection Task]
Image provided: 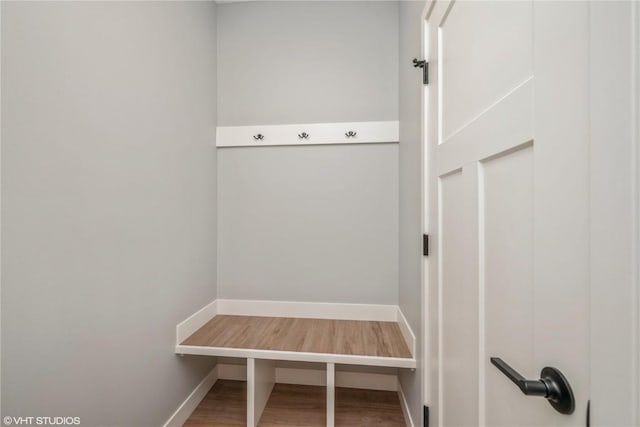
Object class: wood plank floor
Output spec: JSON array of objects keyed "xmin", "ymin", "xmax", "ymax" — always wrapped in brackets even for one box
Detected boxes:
[
  {"xmin": 183, "ymin": 380, "xmax": 406, "ymax": 427},
  {"xmin": 181, "ymin": 315, "xmax": 412, "ymax": 359},
  {"xmin": 258, "ymin": 384, "xmax": 325, "ymax": 427},
  {"xmin": 183, "ymin": 380, "xmax": 246, "ymax": 427},
  {"xmin": 335, "ymin": 387, "xmax": 405, "ymax": 427}
]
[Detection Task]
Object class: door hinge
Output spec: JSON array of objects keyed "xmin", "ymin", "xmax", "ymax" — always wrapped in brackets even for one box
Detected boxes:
[
  {"xmin": 413, "ymin": 58, "xmax": 429, "ymax": 85},
  {"xmin": 424, "ymin": 405, "xmax": 429, "ymax": 427},
  {"xmin": 423, "ymin": 234, "xmax": 429, "ymax": 256}
]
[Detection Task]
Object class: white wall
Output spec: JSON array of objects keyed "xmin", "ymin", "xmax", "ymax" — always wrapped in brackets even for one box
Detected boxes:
[
  {"xmin": 218, "ymin": 144, "xmax": 398, "ymax": 303},
  {"xmin": 216, "ymin": 1, "xmax": 400, "ymax": 304},
  {"xmin": 398, "ymin": 1, "xmax": 427, "ymax": 425},
  {"xmin": 216, "ymin": 1, "xmax": 399, "ymax": 126},
  {"xmin": 1, "ymin": 2, "xmax": 218, "ymax": 425}
]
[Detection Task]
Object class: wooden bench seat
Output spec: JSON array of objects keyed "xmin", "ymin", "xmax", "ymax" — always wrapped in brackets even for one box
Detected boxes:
[{"xmin": 177, "ymin": 314, "xmax": 415, "ymax": 369}]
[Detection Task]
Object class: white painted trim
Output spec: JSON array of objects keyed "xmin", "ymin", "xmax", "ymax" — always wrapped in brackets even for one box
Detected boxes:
[
  {"xmin": 176, "ymin": 345, "xmax": 416, "ymax": 369},
  {"xmin": 216, "ymin": 363, "xmax": 398, "ymax": 392},
  {"xmin": 589, "ymin": 2, "xmax": 639, "ymax": 424},
  {"xmin": 420, "ymin": 3, "xmax": 431, "ymax": 422},
  {"xmin": 246, "ymin": 359, "xmax": 256, "ymax": 427},
  {"xmin": 436, "ymin": 77, "xmax": 534, "ymax": 176},
  {"xmin": 247, "ymin": 359, "xmax": 275, "ymax": 427},
  {"xmin": 0, "ymin": 0, "xmax": 3, "ymax": 414},
  {"xmin": 176, "ymin": 300, "xmax": 217, "ymax": 344},
  {"xmin": 216, "ymin": 121, "xmax": 399, "ymax": 147},
  {"xmin": 163, "ymin": 366, "xmax": 218, "ymax": 427},
  {"xmin": 634, "ymin": 1, "xmax": 640, "ymax": 421},
  {"xmin": 398, "ymin": 382, "xmax": 416, "ymax": 427},
  {"xmin": 216, "ymin": 299, "xmax": 398, "ymax": 321},
  {"xmin": 327, "ymin": 363, "xmax": 335, "ymax": 427},
  {"xmin": 396, "ymin": 307, "xmax": 416, "ymax": 357}
]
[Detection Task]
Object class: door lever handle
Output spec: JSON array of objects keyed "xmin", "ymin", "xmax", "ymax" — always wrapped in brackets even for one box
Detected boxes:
[
  {"xmin": 490, "ymin": 357, "xmax": 575, "ymax": 415},
  {"xmin": 490, "ymin": 357, "xmax": 548, "ymax": 396}
]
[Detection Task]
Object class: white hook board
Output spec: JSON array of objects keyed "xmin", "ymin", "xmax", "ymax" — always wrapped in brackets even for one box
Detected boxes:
[{"xmin": 215, "ymin": 121, "xmax": 399, "ymax": 147}]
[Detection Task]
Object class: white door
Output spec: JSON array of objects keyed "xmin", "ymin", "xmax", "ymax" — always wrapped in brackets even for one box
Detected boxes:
[{"xmin": 424, "ymin": 1, "xmax": 591, "ymax": 425}]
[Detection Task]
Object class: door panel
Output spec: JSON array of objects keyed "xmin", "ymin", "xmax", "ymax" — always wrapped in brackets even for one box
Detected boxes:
[
  {"xmin": 426, "ymin": 1, "xmax": 590, "ymax": 426},
  {"xmin": 440, "ymin": 170, "xmax": 478, "ymax": 427},
  {"xmin": 483, "ymin": 144, "xmax": 541, "ymax": 425},
  {"xmin": 440, "ymin": 1, "xmax": 533, "ymax": 142}
]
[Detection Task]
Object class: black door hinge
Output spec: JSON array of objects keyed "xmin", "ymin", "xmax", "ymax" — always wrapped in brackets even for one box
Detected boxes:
[
  {"xmin": 423, "ymin": 234, "xmax": 429, "ymax": 256},
  {"xmin": 424, "ymin": 405, "xmax": 429, "ymax": 427},
  {"xmin": 413, "ymin": 59, "xmax": 429, "ymax": 85}
]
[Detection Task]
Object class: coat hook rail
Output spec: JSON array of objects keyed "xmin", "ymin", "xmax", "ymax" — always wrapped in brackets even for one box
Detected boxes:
[{"xmin": 216, "ymin": 121, "xmax": 399, "ymax": 147}]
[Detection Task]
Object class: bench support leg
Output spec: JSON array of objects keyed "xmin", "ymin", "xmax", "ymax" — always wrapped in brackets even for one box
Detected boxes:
[
  {"xmin": 327, "ymin": 363, "xmax": 335, "ymax": 427},
  {"xmin": 247, "ymin": 358, "xmax": 275, "ymax": 427}
]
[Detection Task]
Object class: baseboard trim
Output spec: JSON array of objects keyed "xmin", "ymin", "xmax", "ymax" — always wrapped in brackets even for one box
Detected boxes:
[
  {"xmin": 398, "ymin": 382, "xmax": 416, "ymax": 427},
  {"xmin": 163, "ymin": 366, "xmax": 218, "ymax": 427},
  {"xmin": 176, "ymin": 300, "xmax": 218, "ymax": 344},
  {"xmin": 396, "ymin": 307, "xmax": 416, "ymax": 357},
  {"xmin": 217, "ymin": 363, "xmax": 397, "ymax": 391},
  {"xmin": 217, "ymin": 299, "xmax": 397, "ymax": 321}
]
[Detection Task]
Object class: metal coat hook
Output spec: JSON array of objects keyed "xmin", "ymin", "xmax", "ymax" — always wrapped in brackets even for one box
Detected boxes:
[
  {"xmin": 253, "ymin": 134, "xmax": 264, "ymax": 141},
  {"xmin": 298, "ymin": 132, "xmax": 310, "ymax": 139},
  {"xmin": 345, "ymin": 131, "xmax": 357, "ymax": 138}
]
